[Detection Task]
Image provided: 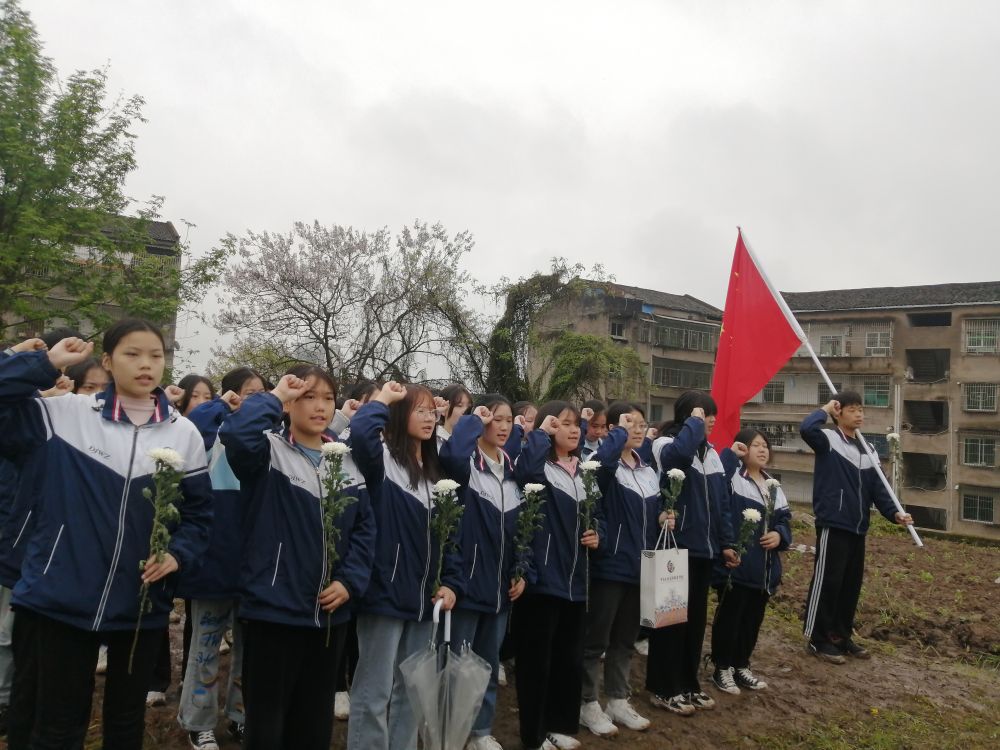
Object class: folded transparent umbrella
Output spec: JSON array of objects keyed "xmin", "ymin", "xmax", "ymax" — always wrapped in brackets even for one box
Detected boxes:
[{"xmin": 399, "ymin": 599, "xmax": 492, "ymax": 750}]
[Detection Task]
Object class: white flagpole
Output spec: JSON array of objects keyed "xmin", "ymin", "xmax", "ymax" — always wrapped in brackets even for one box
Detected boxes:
[{"xmin": 738, "ymin": 228, "xmax": 923, "ymax": 547}]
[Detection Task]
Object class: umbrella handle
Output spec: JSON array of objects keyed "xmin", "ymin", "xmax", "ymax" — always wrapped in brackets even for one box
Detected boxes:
[{"xmin": 432, "ymin": 598, "xmax": 451, "ymax": 646}]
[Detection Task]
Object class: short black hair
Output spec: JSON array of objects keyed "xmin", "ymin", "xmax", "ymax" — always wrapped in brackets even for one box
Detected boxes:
[
  {"xmin": 534, "ymin": 400, "xmax": 581, "ymax": 461},
  {"xmin": 41, "ymin": 327, "xmax": 83, "ymax": 350},
  {"xmin": 513, "ymin": 401, "xmax": 535, "ymax": 417},
  {"xmin": 606, "ymin": 401, "xmax": 645, "ymax": 429},
  {"xmin": 672, "ymin": 390, "xmax": 717, "ymax": 425},
  {"xmin": 220, "ymin": 367, "xmax": 265, "ymax": 396},
  {"xmin": 65, "ymin": 358, "xmax": 107, "ymax": 394},
  {"xmin": 176, "ymin": 374, "xmax": 216, "ymax": 414},
  {"xmin": 734, "ymin": 427, "xmax": 771, "ymax": 454},
  {"xmin": 476, "ymin": 393, "xmax": 512, "ymax": 412},
  {"xmin": 832, "ymin": 390, "xmax": 863, "ymax": 409},
  {"xmin": 582, "ymin": 399, "xmax": 607, "ymax": 418},
  {"xmin": 102, "ymin": 319, "xmax": 165, "ymax": 356}
]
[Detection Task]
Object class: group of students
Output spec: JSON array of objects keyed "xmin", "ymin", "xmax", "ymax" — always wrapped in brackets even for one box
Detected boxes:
[{"xmin": 0, "ymin": 317, "xmax": 914, "ymax": 750}]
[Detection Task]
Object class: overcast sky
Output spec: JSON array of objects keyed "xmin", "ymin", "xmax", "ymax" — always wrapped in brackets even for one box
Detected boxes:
[{"xmin": 24, "ymin": 0, "xmax": 1000, "ymax": 371}]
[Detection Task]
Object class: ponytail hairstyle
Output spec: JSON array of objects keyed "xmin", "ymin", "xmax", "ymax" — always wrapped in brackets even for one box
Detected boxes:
[
  {"xmin": 533, "ymin": 400, "xmax": 581, "ymax": 462},
  {"xmin": 176, "ymin": 374, "xmax": 217, "ymax": 415},
  {"xmin": 384, "ymin": 384, "xmax": 442, "ymax": 488},
  {"xmin": 279, "ymin": 364, "xmax": 338, "ymax": 430}
]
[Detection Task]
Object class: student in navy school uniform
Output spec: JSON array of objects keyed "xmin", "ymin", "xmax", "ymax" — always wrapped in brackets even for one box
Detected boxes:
[
  {"xmin": 800, "ymin": 393, "xmax": 913, "ymax": 664},
  {"xmin": 0, "ymin": 332, "xmax": 99, "ymax": 737},
  {"xmin": 176, "ymin": 366, "xmax": 267, "ymax": 749},
  {"xmin": 579, "ymin": 399, "xmax": 608, "ymax": 460},
  {"xmin": 645, "ymin": 391, "xmax": 739, "ymax": 717},
  {"xmin": 709, "ymin": 428, "xmax": 792, "ymax": 696},
  {"xmin": 0, "ymin": 320, "xmax": 213, "ymax": 750},
  {"xmin": 221, "ymin": 365, "xmax": 375, "ymax": 750},
  {"xmin": 435, "ymin": 383, "xmax": 473, "ymax": 448},
  {"xmin": 439, "ymin": 394, "xmax": 526, "ymax": 750},
  {"xmin": 347, "ymin": 381, "xmax": 464, "ymax": 750},
  {"xmin": 579, "ymin": 402, "xmax": 671, "ymax": 738},
  {"xmin": 512, "ymin": 400, "xmax": 604, "ymax": 750}
]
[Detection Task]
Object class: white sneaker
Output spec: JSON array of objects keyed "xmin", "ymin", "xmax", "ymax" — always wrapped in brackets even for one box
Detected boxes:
[
  {"xmin": 524, "ymin": 741, "xmax": 556, "ymax": 750},
  {"xmin": 188, "ymin": 730, "xmax": 219, "ymax": 750},
  {"xmin": 634, "ymin": 639, "xmax": 649, "ymax": 656},
  {"xmin": 466, "ymin": 736, "xmax": 504, "ymax": 750},
  {"xmin": 547, "ymin": 732, "xmax": 582, "ymax": 749},
  {"xmin": 334, "ymin": 691, "xmax": 350, "ymax": 720},
  {"xmin": 579, "ymin": 700, "xmax": 618, "ymax": 737},
  {"xmin": 498, "ymin": 664, "xmax": 508, "ymax": 687},
  {"xmin": 95, "ymin": 645, "xmax": 108, "ymax": 675},
  {"xmin": 145, "ymin": 690, "xmax": 166, "ymax": 707},
  {"xmin": 605, "ymin": 698, "xmax": 650, "ymax": 731}
]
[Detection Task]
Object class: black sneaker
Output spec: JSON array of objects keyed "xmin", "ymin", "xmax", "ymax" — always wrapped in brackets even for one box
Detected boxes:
[
  {"xmin": 188, "ymin": 730, "xmax": 219, "ymax": 750},
  {"xmin": 808, "ymin": 641, "xmax": 847, "ymax": 665},
  {"xmin": 712, "ymin": 667, "xmax": 741, "ymax": 695},
  {"xmin": 734, "ymin": 667, "xmax": 768, "ymax": 690},
  {"xmin": 687, "ymin": 691, "xmax": 716, "ymax": 710},
  {"xmin": 228, "ymin": 721, "xmax": 245, "ymax": 743},
  {"xmin": 842, "ymin": 640, "xmax": 871, "ymax": 660}
]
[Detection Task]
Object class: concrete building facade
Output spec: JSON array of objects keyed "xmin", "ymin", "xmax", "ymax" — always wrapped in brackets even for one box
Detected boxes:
[{"xmin": 741, "ymin": 281, "xmax": 1000, "ymax": 541}]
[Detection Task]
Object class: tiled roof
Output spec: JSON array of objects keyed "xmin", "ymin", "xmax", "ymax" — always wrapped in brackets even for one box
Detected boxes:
[
  {"xmin": 603, "ymin": 282, "xmax": 722, "ymax": 318},
  {"xmin": 782, "ymin": 281, "xmax": 1000, "ymax": 312}
]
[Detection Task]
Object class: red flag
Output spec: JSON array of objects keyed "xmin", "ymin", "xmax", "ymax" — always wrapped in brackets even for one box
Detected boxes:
[{"xmin": 710, "ymin": 230, "xmax": 803, "ymax": 448}]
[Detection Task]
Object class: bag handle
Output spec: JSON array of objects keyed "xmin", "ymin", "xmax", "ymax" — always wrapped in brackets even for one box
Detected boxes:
[{"xmin": 653, "ymin": 521, "xmax": 678, "ymax": 551}]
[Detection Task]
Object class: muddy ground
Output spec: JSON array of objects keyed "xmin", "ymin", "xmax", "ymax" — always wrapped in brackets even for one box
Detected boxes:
[{"xmin": 27, "ymin": 514, "xmax": 1000, "ymax": 749}]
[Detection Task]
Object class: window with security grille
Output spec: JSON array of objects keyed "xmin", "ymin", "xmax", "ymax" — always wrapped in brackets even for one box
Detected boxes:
[
  {"xmin": 862, "ymin": 376, "xmax": 891, "ymax": 407},
  {"xmin": 761, "ymin": 380, "xmax": 785, "ymax": 404},
  {"xmin": 638, "ymin": 324, "xmax": 650, "ymax": 343},
  {"xmin": 963, "ymin": 437, "xmax": 997, "ymax": 467},
  {"xmin": 964, "ymin": 383, "xmax": 998, "ymax": 412},
  {"xmin": 961, "ymin": 492, "xmax": 995, "ymax": 523},
  {"xmin": 817, "ymin": 382, "xmax": 843, "ymax": 405},
  {"xmin": 609, "ymin": 321, "xmax": 625, "ymax": 338},
  {"xmin": 964, "ymin": 319, "xmax": 999, "ymax": 353},
  {"xmin": 819, "ymin": 336, "xmax": 843, "ymax": 357},
  {"xmin": 865, "ymin": 330, "xmax": 892, "ymax": 356}
]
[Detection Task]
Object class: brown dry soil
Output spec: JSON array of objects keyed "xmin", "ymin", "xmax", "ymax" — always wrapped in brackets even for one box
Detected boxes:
[{"xmin": 33, "ymin": 515, "xmax": 1000, "ymax": 749}]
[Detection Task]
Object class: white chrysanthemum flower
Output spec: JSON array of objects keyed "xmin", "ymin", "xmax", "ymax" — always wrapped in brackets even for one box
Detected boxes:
[
  {"xmin": 887, "ymin": 432, "xmax": 901, "ymax": 442},
  {"xmin": 321, "ymin": 441, "xmax": 351, "ymax": 456},
  {"xmin": 433, "ymin": 478, "xmax": 461, "ymax": 494},
  {"xmin": 579, "ymin": 460, "xmax": 600, "ymax": 472},
  {"xmin": 765, "ymin": 477, "xmax": 781, "ymax": 490},
  {"xmin": 743, "ymin": 508, "xmax": 762, "ymax": 523},
  {"xmin": 524, "ymin": 483, "xmax": 546, "ymax": 494},
  {"xmin": 667, "ymin": 468, "xmax": 686, "ymax": 482},
  {"xmin": 148, "ymin": 448, "xmax": 184, "ymax": 472}
]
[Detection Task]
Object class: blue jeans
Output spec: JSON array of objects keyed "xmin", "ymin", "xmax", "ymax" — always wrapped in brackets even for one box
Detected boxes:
[
  {"xmin": 177, "ymin": 598, "xmax": 244, "ymax": 731},
  {"xmin": 449, "ymin": 607, "xmax": 508, "ymax": 738},
  {"xmin": 347, "ymin": 613, "xmax": 433, "ymax": 750}
]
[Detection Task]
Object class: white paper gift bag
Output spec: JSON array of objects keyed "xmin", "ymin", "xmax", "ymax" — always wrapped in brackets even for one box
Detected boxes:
[{"xmin": 640, "ymin": 528, "xmax": 688, "ymax": 628}]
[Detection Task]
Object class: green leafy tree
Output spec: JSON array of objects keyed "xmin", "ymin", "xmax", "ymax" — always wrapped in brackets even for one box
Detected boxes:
[
  {"xmin": 0, "ymin": 1, "xmax": 226, "ymax": 340},
  {"xmin": 543, "ymin": 331, "xmax": 646, "ymax": 402}
]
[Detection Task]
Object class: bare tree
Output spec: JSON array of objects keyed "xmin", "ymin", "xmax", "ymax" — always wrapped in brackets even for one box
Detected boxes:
[{"xmin": 214, "ymin": 220, "xmax": 477, "ymax": 383}]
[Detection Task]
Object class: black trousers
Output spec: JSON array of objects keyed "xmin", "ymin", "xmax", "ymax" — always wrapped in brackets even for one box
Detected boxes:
[
  {"xmin": 241, "ymin": 617, "xmax": 347, "ymax": 750},
  {"xmin": 803, "ymin": 527, "xmax": 866, "ymax": 645},
  {"xmin": 334, "ymin": 615, "xmax": 359, "ymax": 692},
  {"xmin": 8, "ymin": 608, "xmax": 163, "ymax": 750},
  {"xmin": 645, "ymin": 556, "xmax": 713, "ymax": 697},
  {"xmin": 511, "ymin": 592, "xmax": 586, "ymax": 749},
  {"xmin": 711, "ymin": 583, "xmax": 769, "ymax": 669}
]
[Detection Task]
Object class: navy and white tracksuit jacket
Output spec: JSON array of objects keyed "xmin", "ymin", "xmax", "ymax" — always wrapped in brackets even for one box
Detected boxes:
[
  {"xmin": 221, "ymin": 392, "xmax": 375, "ymax": 629},
  {"xmin": 350, "ymin": 402, "xmax": 464, "ymax": 622},
  {"xmin": 800, "ymin": 409, "xmax": 897, "ymax": 535},
  {"xmin": 591, "ymin": 426, "xmax": 662, "ymax": 586},
  {"xmin": 651, "ymin": 417, "xmax": 735, "ymax": 560},
  {"xmin": 513, "ymin": 430, "xmax": 607, "ymax": 602},
  {"xmin": 712, "ymin": 449, "xmax": 792, "ymax": 594},
  {"xmin": 439, "ymin": 415, "xmax": 525, "ymax": 614},
  {"xmin": 175, "ymin": 397, "xmax": 248, "ymax": 601},
  {"xmin": 0, "ymin": 350, "xmax": 213, "ymax": 632}
]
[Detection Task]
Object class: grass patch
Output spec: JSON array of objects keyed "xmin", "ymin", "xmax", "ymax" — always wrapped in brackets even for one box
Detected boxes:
[{"xmin": 745, "ymin": 695, "xmax": 1000, "ymax": 749}]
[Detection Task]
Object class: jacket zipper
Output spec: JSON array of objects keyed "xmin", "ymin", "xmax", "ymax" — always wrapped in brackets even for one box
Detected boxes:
[
  {"xmin": 311, "ymin": 463, "xmax": 326, "ymax": 627},
  {"xmin": 557, "ymin": 463, "xmax": 582, "ymax": 602},
  {"xmin": 702, "ymin": 452, "xmax": 713, "ymax": 557},
  {"xmin": 493, "ymin": 471, "xmax": 506, "ymax": 614},
  {"xmin": 418, "ymin": 485, "xmax": 433, "ymax": 621},
  {"xmin": 93, "ymin": 423, "xmax": 141, "ymax": 630}
]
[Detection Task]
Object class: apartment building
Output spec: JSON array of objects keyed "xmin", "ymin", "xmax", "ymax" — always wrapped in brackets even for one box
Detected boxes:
[
  {"xmin": 741, "ymin": 281, "xmax": 1000, "ymax": 540},
  {"xmin": 531, "ymin": 281, "xmax": 722, "ymax": 424},
  {"xmin": 5, "ymin": 219, "xmax": 182, "ymax": 366}
]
